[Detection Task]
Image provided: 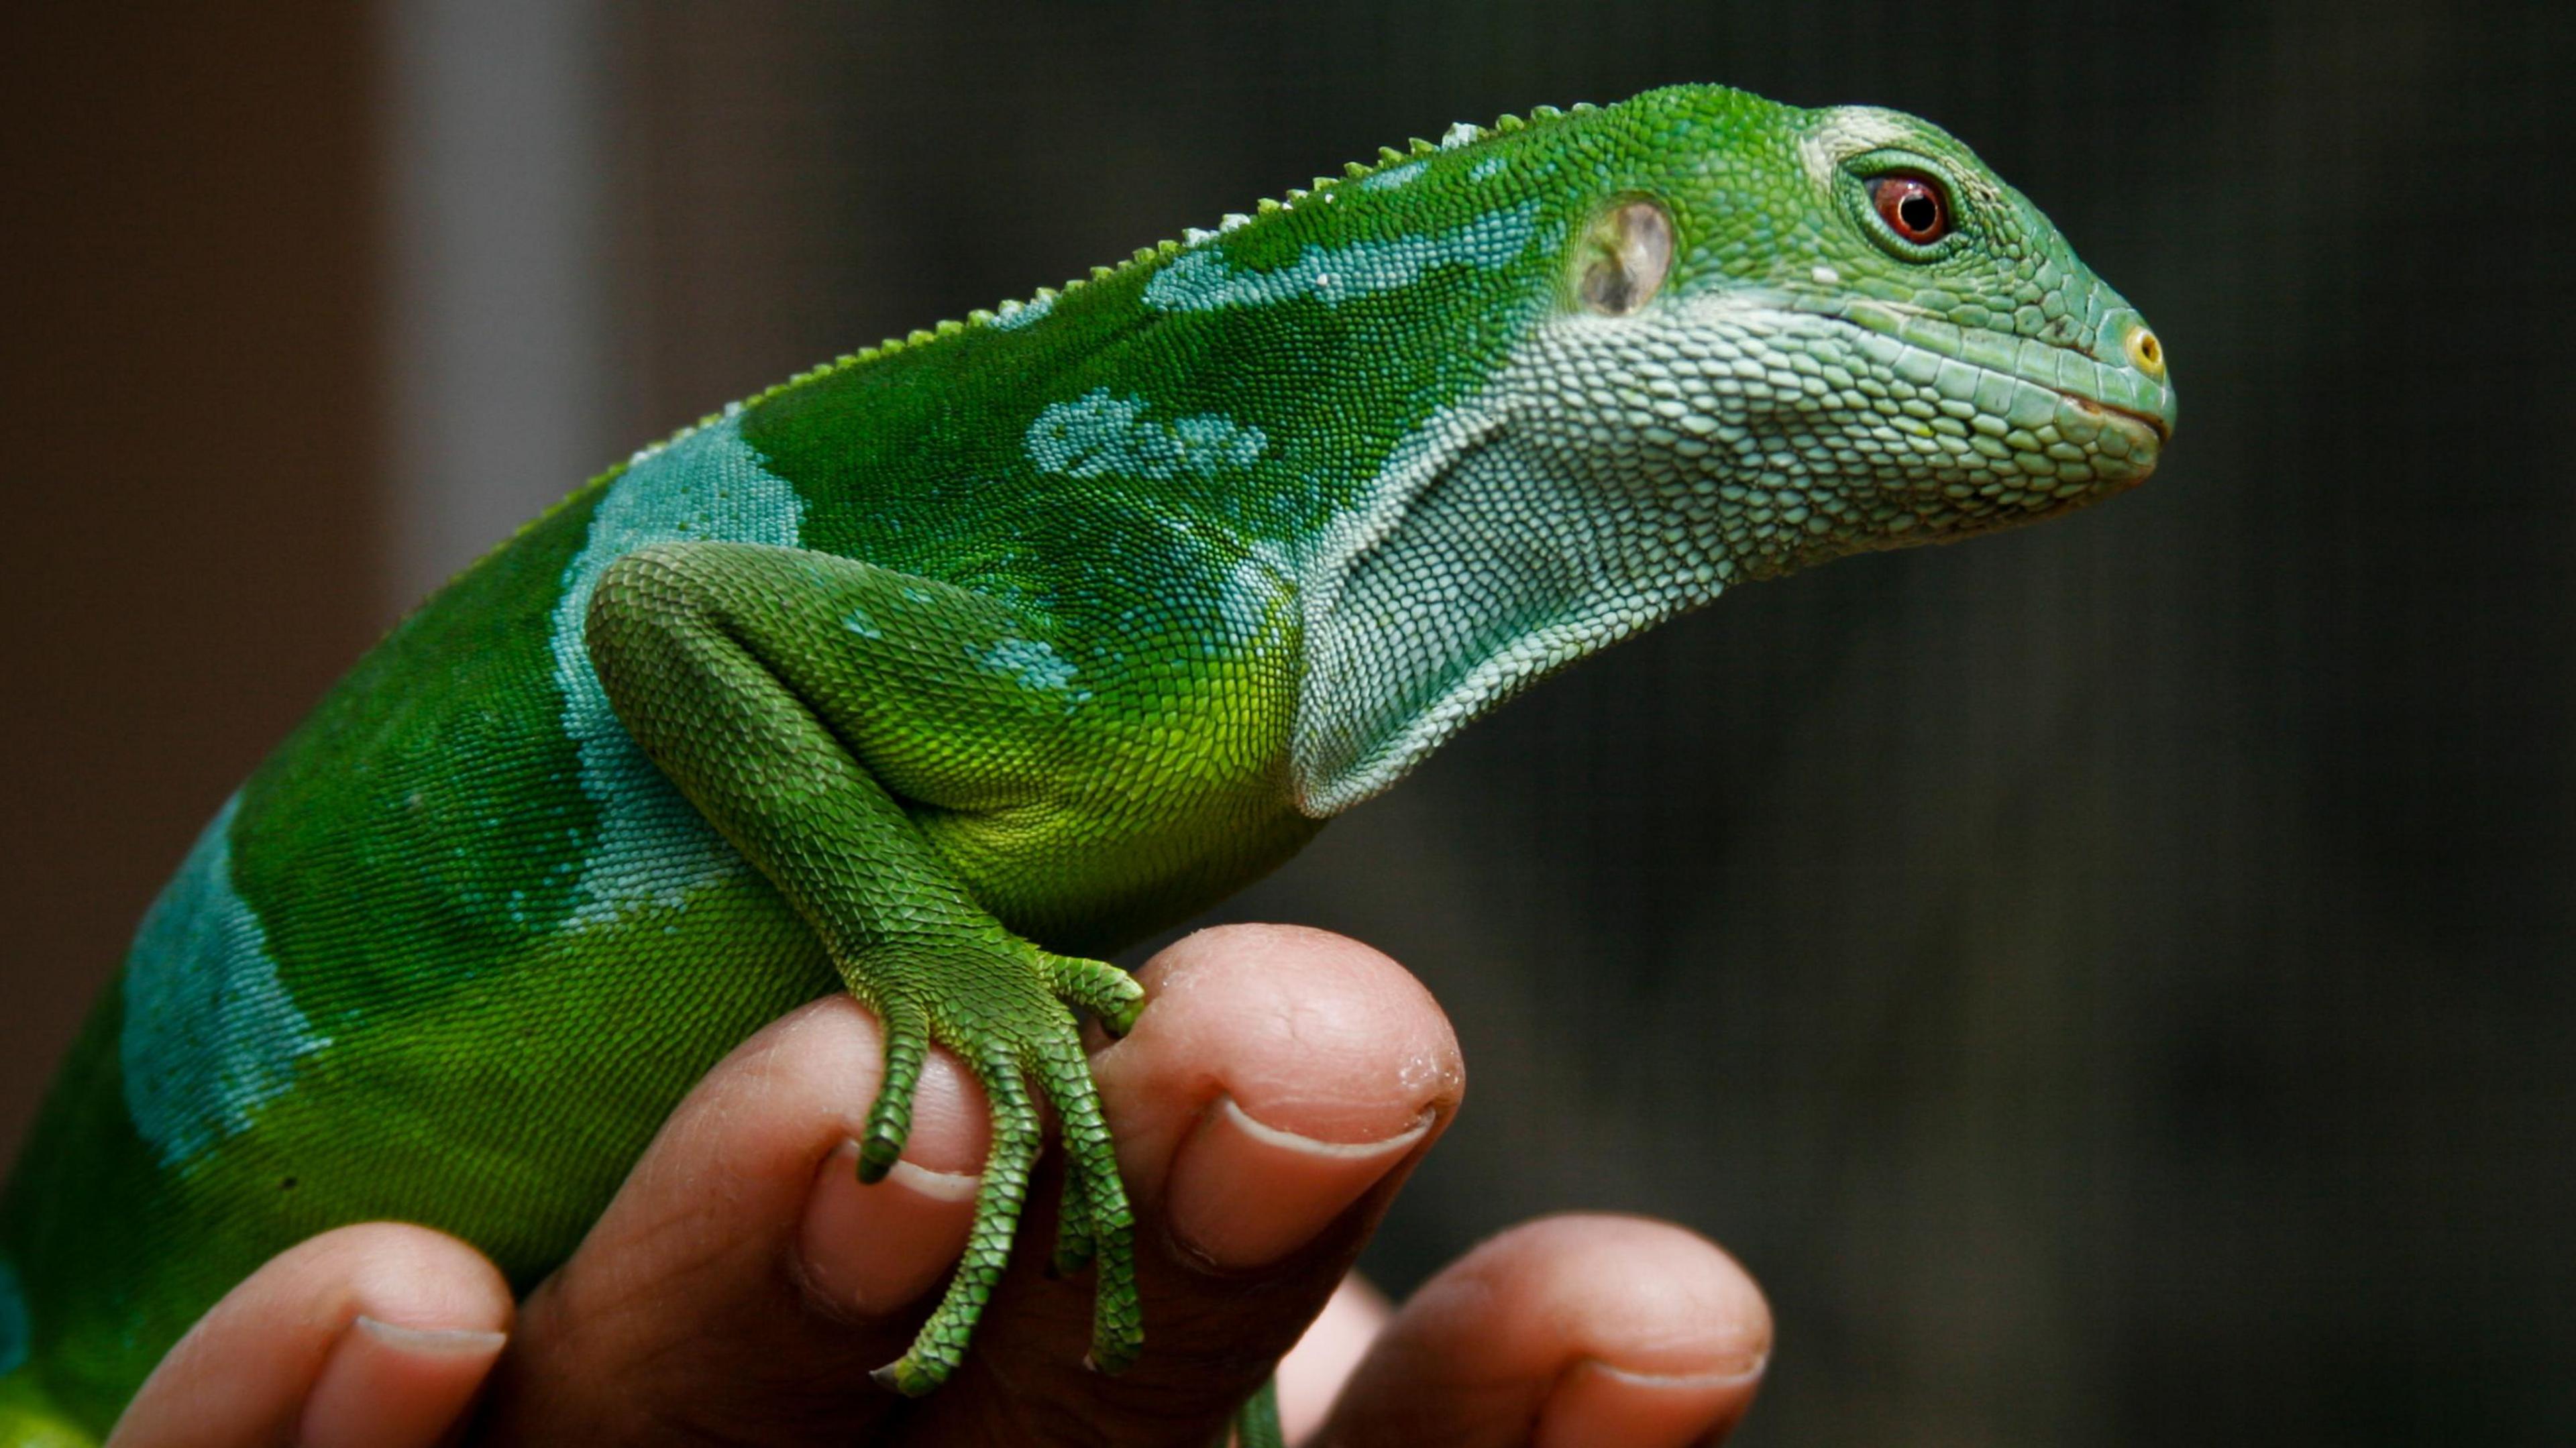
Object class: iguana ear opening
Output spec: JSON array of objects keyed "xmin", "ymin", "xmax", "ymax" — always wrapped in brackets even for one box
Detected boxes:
[{"xmin": 1575, "ymin": 197, "xmax": 1673, "ymax": 316}]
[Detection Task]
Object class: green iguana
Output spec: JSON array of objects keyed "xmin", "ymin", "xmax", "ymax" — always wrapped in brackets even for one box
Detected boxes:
[{"xmin": 0, "ymin": 83, "xmax": 2172, "ymax": 1443}]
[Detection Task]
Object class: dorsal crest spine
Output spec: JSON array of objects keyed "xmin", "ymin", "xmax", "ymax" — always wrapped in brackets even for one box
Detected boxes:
[{"xmin": 731, "ymin": 100, "xmax": 1596, "ymax": 415}]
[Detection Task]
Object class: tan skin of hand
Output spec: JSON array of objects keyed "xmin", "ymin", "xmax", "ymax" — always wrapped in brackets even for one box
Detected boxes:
[{"xmin": 107, "ymin": 926, "xmax": 1773, "ymax": 1448}]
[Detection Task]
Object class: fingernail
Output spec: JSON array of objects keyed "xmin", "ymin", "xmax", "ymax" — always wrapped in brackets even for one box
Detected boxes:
[
  {"xmin": 1534, "ymin": 1353, "xmax": 1770, "ymax": 1448},
  {"xmin": 801, "ymin": 1138, "xmax": 979, "ymax": 1316},
  {"xmin": 352, "ymin": 1316, "xmax": 510, "ymax": 1355},
  {"xmin": 1167, "ymin": 1096, "xmax": 1429, "ymax": 1270},
  {"xmin": 299, "ymin": 1317, "xmax": 507, "ymax": 1448}
]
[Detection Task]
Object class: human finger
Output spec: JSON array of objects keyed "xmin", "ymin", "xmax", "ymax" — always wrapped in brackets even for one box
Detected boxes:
[
  {"xmin": 896, "ymin": 924, "xmax": 1464, "ymax": 1445},
  {"xmin": 1273, "ymin": 1275, "xmax": 1393, "ymax": 1445},
  {"xmin": 1314, "ymin": 1214, "xmax": 1771, "ymax": 1448},
  {"xmin": 470, "ymin": 995, "xmax": 987, "ymax": 1444},
  {"xmin": 107, "ymin": 1222, "xmax": 511, "ymax": 1448}
]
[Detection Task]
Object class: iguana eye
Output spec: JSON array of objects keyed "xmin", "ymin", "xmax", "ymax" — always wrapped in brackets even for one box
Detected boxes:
[
  {"xmin": 1870, "ymin": 175, "xmax": 1949, "ymax": 245},
  {"xmin": 1577, "ymin": 199, "xmax": 1674, "ymax": 316}
]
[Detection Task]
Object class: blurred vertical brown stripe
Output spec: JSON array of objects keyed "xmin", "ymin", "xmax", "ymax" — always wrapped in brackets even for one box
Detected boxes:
[{"xmin": 0, "ymin": 7, "xmax": 386, "ymax": 1159}]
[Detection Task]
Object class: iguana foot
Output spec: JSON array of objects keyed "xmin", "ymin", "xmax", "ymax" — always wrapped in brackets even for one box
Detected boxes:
[{"xmin": 849, "ymin": 941, "xmax": 1143, "ymax": 1395}]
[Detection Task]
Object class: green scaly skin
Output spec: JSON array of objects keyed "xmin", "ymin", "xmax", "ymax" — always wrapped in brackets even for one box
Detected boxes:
[{"xmin": 0, "ymin": 85, "xmax": 2173, "ymax": 1443}]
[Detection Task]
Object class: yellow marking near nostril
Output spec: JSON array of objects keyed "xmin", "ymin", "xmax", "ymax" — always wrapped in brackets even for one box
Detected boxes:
[{"xmin": 2125, "ymin": 325, "xmax": 2165, "ymax": 378}]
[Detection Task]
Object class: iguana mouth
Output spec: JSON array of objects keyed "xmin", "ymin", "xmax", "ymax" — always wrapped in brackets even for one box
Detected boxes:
[
  {"xmin": 1813, "ymin": 297, "xmax": 2176, "ymax": 449},
  {"xmin": 2064, "ymin": 392, "xmax": 2171, "ymax": 445}
]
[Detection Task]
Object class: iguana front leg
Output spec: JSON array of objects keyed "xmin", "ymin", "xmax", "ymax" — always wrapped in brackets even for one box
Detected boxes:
[{"xmin": 584, "ymin": 540, "xmax": 1147, "ymax": 1393}]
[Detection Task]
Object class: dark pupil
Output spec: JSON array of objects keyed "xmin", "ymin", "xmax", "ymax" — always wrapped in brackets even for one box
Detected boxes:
[{"xmin": 1898, "ymin": 190, "xmax": 1939, "ymax": 235}]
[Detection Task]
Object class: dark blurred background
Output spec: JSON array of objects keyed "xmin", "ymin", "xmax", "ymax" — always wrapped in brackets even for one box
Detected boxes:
[{"xmin": 6, "ymin": 3, "xmax": 2571, "ymax": 1442}]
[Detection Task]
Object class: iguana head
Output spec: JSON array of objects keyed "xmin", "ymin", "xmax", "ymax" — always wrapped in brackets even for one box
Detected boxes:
[
  {"xmin": 1515, "ymin": 85, "xmax": 2174, "ymax": 583},
  {"xmin": 1197, "ymin": 86, "xmax": 2176, "ymax": 812}
]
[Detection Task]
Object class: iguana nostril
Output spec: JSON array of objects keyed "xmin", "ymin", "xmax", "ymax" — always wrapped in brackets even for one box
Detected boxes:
[{"xmin": 2125, "ymin": 325, "xmax": 2165, "ymax": 378}]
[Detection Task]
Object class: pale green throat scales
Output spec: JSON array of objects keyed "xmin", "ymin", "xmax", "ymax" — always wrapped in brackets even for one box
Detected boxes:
[{"xmin": 0, "ymin": 85, "xmax": 2171, "ymax": 1442}]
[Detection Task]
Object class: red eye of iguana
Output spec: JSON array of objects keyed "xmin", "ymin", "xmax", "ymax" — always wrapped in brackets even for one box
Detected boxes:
[{"xmin": 1870, "ymin": 175, "xmax": 1950, "ymax": 244}]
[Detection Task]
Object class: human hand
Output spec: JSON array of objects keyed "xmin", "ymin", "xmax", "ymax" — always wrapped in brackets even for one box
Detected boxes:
[{"xmin": 105, "ymin": 925, "xmax": 1772, "ymax": 1447}]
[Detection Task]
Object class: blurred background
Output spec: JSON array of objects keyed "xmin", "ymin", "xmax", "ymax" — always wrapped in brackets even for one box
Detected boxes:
[{"xmin": 5, "ymin": 2, "xmax": 2571, "ymax": 1442}]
